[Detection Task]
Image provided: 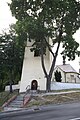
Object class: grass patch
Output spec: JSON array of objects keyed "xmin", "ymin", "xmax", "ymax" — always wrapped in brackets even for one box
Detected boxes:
[
  {"xmin": 26, "ymin": 91, "xmax": 80, "ymax": 108},
  {"xmin": 0, "ymin": 89, "xmax": 80, "ymax": 110},
  {"xmin": 0, "ymin": 90, "xmax": 18, "ymax": 107}
]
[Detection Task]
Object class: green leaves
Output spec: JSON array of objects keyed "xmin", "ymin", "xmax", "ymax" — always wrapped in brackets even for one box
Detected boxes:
[
  {"xmin": 0, "ymin": 26, "xmax": 25, "ymax": 90},
  {"xmin": 54, "ymin": 70, "xmax": 62, "ymax": 82},
  {"xmin": 9, "ymin": 0, "xmax": 80, "ymax": 61},
  {"xmin": 61, "ymin": 35, "xmax": 80, "ymax": 60},
  {"xmin": 8, "ymin": 0, "xmax": 80, "ymax": 91},
  {"xmin": 9, "ymin": 0, "xmax": 80, "ymax": 63}
]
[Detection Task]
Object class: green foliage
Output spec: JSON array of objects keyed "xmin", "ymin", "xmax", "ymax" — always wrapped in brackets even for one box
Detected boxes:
[
  {"xmin": 0, "ymin": 25, "xmax": 25, "ymax": 91},
  {"xmin": 9, "ymin": 0, "xmax": 80, "ymax": 59},
  {"xmin": 61, "ymin": 36, "xmax": 80, "ymax": 60},
  {"xmin": 54, "ymin": 70, "xmax": 62, "ymax": 82},
  {"xmin": 8, "ymin": 0, "xmax": 80, "ymax": 91},
  {"xmin": 0, "ymin": 90, "xmax": 18, "ymax": 107}
]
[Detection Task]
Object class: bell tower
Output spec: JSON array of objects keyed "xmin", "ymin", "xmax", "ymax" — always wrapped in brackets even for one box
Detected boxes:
[{"xmin": 19, "ymin": 40, "xmax": 50, "ymax": 93}]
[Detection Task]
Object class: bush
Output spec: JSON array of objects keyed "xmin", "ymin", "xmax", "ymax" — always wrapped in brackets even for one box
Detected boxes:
[{"xmin": 54, "ymin": 70, "xmax": 62, "ymax": 82}]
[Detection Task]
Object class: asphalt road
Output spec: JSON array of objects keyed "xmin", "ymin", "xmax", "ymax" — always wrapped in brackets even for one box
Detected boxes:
[{"xmin": 0, "ymin": 102, "xmax": 80, "ymax": 120}]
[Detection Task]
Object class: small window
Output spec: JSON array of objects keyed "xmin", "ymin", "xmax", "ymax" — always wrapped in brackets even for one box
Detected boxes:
[{"xmin": 70, "ymin": 75, "xmax": 74, "ymax": 80}]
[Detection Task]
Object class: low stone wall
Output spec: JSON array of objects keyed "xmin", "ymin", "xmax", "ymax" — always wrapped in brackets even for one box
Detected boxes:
[
  {"xmin": 5, "ymin": 82, "xmax": 80, "ymax": 91},
  {"xmin": 5, "ymin": 84, "xmax": 20, "ymax": 91},
  {"xmin": 51, "ymin": 82, "xmax": 80, "ymax": 90}
]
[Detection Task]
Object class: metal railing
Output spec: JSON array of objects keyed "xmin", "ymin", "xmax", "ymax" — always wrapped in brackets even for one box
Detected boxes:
[
  {"xmin": 23, "ymin": 85, "xmax": 40, "ymax": 105},
  {"xmin": 26, "ymin": 85, "xmax": 30, "ymax": 93},
  {"xmin": 23, "ymin": 85, "xmax": 30, "ymax": 106}
]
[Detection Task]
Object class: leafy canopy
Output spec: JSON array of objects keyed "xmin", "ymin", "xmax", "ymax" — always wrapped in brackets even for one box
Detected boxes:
[
  {"xmin": 0, "ymin": 25, "xmax": 25, "ymax": 91},
  {"xmin": 9, "ymin": 0, "xmax": 80, "ymax": 91},
  {"xmin": 9, "ymin": 0, "xmax": 80, "ymax": 60}
]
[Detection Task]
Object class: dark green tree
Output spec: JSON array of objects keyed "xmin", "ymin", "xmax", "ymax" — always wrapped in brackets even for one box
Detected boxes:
[
  {"xmin": 54, "ymin": 70, "xmax": 62, "ymax": 82},
  {"xmin": 9, "ymin": 0, "xmax": 80, "ymax": 91},
  {"xmin": 0, "ymin": 25, "xmax": 25, "ymax": 91}
]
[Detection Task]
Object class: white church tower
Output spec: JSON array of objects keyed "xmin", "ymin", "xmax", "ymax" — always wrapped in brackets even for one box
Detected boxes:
[{"xmin": 19, "ymin": 40, "xmax": 51, "ymax": 93}]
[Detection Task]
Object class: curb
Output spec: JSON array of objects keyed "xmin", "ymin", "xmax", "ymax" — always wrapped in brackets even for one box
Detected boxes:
[{"xmin": 0, "ymin": 107, "xmax": 41, "ymax": 119}]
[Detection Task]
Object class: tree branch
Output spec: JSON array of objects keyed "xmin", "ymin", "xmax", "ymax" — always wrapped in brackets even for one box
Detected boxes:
[
  {"xmin": 49, "ymin": 22, "xmax": 63, "ymax": 78},
  {"xmin": 40, "ymin": 40, "xmax": 48, "ymax": 78},
  {"xmin": 45, "ymin": 38, "xmax": 54, "ymax": 57}
]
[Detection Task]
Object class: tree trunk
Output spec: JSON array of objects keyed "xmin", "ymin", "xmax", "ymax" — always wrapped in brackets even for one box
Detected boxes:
[
  {"xmin": 40, "ymin": 41, "xmax": 59, "ymax": 92},
  {"xmin": 9, "ymin": 69, "xmax": 13, "ymax": 93},
  {"xmin": 40, "ymin": 31, "xmax": 62, "ymax": 92},
  {"xmin": 46, "ymin": 75, "xmax": 51, "ymax": 92}
]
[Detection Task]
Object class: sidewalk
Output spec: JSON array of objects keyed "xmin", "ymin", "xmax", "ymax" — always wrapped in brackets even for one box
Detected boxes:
[{"xmin": 41, "ymin": 90, "xmax": 80, "ymax": 96}]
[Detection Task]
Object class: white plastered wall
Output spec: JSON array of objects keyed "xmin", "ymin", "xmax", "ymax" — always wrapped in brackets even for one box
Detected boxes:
[{"xmin": 19, "ymin": 41, "xmax": 50, "ymax": 93}]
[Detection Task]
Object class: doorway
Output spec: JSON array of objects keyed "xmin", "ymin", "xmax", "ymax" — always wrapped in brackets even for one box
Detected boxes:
[{"xmin": 31, "ymin": 80, "xmax": 38, "ymax": 90}]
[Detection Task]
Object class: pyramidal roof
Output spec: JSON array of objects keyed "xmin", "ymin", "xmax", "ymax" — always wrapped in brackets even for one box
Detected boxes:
[{"xmin": 55, "ymin": 64, "xmax": 77, "ymax": 73}]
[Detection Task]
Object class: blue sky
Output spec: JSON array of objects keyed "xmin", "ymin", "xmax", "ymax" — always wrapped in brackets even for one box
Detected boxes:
[{"xmin": 0, "ymin": 0, "xmax": 80, "ymax": 72}]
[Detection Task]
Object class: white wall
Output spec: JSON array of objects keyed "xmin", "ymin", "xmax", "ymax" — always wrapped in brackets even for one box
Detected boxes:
[
  {"xmin": 5, "ymin": 82, "xmax": 80, "ymax": 91},
  {"xmin": 19, "ymin": 41, "xmax": 50, "ymax": 93},
  {"xmin": 66, "ymin": 73, "xmax": 80, "ymax": 83},
  {"xmin": 5, "ymin": 84, "xmax": 20, "ymax": 91},
  {"xmin": 51, "ymin": 82, "xmax": 80, "ymax": 90}
]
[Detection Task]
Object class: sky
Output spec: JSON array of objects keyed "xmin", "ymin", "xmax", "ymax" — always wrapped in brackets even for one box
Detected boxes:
[
  {"xmin": 0, "ymin": 0, "xmax": 16, "ymax": 32},
  {"xmin": 0, "ymin": 0, "xmax": 80, "ymax": 72}
]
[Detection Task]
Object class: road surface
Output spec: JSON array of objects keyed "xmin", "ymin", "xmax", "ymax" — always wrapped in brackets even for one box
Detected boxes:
[{"xmin": 0, "ymin": 102, "xmax": 80, "ymax": 120}]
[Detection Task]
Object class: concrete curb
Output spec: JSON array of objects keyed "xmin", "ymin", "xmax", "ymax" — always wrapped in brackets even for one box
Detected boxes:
[{"xmin": 0, "ymin": 106, "xmax": 41, "ymax": 119}]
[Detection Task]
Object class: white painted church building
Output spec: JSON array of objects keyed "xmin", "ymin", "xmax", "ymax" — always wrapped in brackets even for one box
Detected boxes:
[
  {"xmin": 5, "ymin": 40, "xmax": 80, "ymax": 92},
  {"xmin": 19, "ymin": 40, "xmax": 80, "ymax": 93},
  {"xmin": 19, "ymin": 40, "xmax": 51, "ymax": 93},
  {"xmin": 53, "ymin": 64, "xmax": 80, "ymax": 83}
]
